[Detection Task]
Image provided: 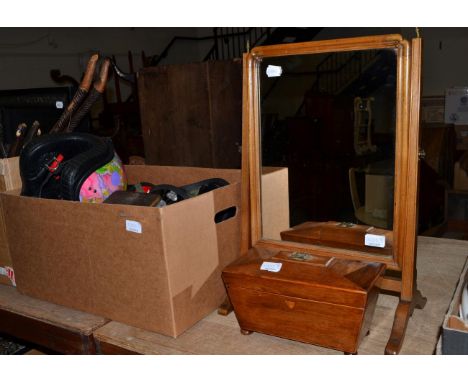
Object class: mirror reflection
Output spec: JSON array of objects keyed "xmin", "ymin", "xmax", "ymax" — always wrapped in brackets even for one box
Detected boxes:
[{"xmin": 260, "ymin": 49, "xmax": 397, "ymax": 256}]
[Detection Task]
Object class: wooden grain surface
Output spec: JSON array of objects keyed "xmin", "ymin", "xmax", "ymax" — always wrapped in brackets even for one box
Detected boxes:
[
  {"xmin": 139, "ymin": 61, "xmax": 242, "ymax": 169},
  {"xmin": 94, "ymin": 236, "xmax": 468, "ymax": 354},
  {"xmin": 0, "ymin": 285, "xmax": 108, "ymax": 335}
]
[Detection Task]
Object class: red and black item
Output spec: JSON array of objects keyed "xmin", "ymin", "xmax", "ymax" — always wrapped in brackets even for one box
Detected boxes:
[
  {"xmin": 20, "ymin": 132, "xmax": 115, "ymax": 200},
  {"xmin": 127, "ymin": 178, "xmax": 229, "ymax": 206}
]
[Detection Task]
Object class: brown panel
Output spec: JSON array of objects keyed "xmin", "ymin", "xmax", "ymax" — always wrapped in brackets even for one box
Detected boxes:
[
  {"xmin": 207, "ymin": 60, "xmax": 243, "ymax": 168},
  {"xmin": 0, "ymin": 309, "xmax": 96, "ymax": 354},
  {"xmin": 139, "ymin": 64, "xmax": 212, "ymax": 167},
  {"xmin": 138, "ymin": 61, "xmax": 242, "ymax": 168},
  {"xmin": 223, "ymin": 255, "xmax": 385, "ymax": 308},
  {"xmin": 228, "ymin": 288, "xmax": 364, "ymax": 353}
]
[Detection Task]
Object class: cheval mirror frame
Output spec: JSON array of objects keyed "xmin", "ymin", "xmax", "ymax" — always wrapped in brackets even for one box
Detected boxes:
[{"xmin": 239, "ymin": 34, "xmax": 427, "ymax": 355}]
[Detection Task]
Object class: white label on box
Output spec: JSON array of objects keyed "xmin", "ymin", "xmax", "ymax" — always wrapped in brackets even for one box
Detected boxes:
[
  {"xmin": 260, "ymin": 262, "xmax": 282, "ymax": 272},
  {"xmin": 365, "ymin": 234, "xmax": 386, "ymax": 248},
  {"xmin": 266, "ymin": 65, "xmax": 282, "ymax": 78},
  {"xmin": 126, "ymin": 220, "xmax": 142, "ymax": 234}
]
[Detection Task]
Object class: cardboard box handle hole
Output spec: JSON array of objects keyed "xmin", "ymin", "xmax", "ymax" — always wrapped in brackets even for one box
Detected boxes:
[{"xmin": 214, "ymin": 206, "xmax": 237, "ymax": 224}]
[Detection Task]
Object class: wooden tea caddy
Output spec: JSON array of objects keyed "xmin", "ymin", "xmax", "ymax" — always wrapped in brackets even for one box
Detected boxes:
[{"xmin": 222, "ymin": 34, "xmax": 426, "ymax": 355}]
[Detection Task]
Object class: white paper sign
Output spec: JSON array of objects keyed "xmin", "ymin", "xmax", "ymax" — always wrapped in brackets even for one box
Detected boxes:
[
  {"xmin": 365, "ymin": 234, "xmax": 386, "ymax": 248},
  {"xmin": 126, "ymin": 220, "xmax": 142, "ymax": 234},
  {"xmin": 266, "ymin": 65, "xmax": 283, "ymax": 78},
  {"xmin": 260, "ymin": 262, "xmax": 282, "ymax": 272}
]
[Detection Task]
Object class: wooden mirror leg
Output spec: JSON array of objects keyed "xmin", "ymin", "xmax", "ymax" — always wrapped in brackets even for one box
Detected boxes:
[
  {"xmin": 385, "ymin": 300, "xmax": 411, "ymax": 355},
  {"xmin": 385, "ymin": 280, "xmax": 428, "ymax": 355},
  {"xmin": 217, "ymin": 297, "xmax": 233, "ymax": 316}
]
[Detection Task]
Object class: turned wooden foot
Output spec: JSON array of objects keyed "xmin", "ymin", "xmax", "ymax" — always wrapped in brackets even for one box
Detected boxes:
[
  {"xmin": 240, "ymin": 329, "xmax": 253, "ymax": 335},
  {"xmin": 217, "ymin": 297, "xmax": 233, "ymax": 316}
]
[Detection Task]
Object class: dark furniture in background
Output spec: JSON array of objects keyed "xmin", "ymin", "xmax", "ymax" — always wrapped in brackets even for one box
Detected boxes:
[
  {"xmin": 0, "ymin": 86, "xmax": 90, "ymax": 146},
  {"xmin": 138, "ymin": 60, "xmax": 243, "ymax": 169}
]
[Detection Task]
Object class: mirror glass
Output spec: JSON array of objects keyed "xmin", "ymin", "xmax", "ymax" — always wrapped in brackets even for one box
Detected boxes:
[{"xmin": 259, "ymin": 48, "xmax": 397, "ymax": 257}]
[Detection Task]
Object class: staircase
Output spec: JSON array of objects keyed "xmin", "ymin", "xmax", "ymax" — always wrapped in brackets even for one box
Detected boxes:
[
  {"xmin": 152, "ymin": 27, "xmax": 324, "ymax": 64},
  {"xmin": 261, "ymin": 48, "xmax": 395, "ymax": 116}
]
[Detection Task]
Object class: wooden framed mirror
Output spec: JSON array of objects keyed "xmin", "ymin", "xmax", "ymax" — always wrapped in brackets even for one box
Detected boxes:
[{"xmin": 235, "ymin": 34, "xmax": 426, "ymax": 354}]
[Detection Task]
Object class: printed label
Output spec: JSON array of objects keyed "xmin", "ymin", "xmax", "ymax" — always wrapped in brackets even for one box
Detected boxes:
[
  {"xmin": 260, "ymin": 262, "xmax": 282, "ymax": 272},
  {"xmin": 126, "ymin": 220, "xmax": 142, "ymax": 234},
  {"xmin": 365, "ymin": 234, "xmax": 386, "ymax": 248}
]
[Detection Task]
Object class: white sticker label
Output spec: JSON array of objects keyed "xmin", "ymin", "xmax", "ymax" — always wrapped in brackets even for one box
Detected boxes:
[
  {"xmin": 55, "ymin": 101, "xmax": 64, "ymax": 109},
  {"xmin": 260, "ymin": 262, "xmax": 282, "ymax": 272},
  {"xmin": 266, "ymin": 65, "xmax": 283, "ymax": 78},
  {"xmin": 126, "ymin": 220, "xmax": 142, "ymax": 234},
  {"xmin": 365, "ymin": 234, "xmax": 386, "ymax": 248}
]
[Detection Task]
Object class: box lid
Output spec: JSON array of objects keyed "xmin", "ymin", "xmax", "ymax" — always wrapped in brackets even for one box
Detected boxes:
[{"xmin": 222, "ymin": 248, "xmax": 385, "ymax": 308}]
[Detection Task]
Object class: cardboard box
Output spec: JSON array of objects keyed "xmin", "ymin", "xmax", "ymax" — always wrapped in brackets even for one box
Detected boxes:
[
  {"xmin": 0, "ymin": 156, "xmax": 20, "ymax": 286},
  {"xmin": 1, "ymin": 165, "xmax": 245, "ymax": 337},
  {"xmin": 442, "ymin": 258, "xmax": 468, "ymax": 354}
]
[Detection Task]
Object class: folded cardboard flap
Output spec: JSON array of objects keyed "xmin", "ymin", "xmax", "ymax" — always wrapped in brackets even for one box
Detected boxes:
[
  {"xmin": 442, "ymin": 258, "xmax": 468, "ymax": 354},
  {"xmin": 445, "ymin": 258, "xmax": 468, "ymax": 331},
  {"xmin": 0, "ymin": 156, "xmax": 21, "ymax": 192},
  {"xmin": 124, "ymin": 165, "xmax": 241, "ymax": 186},
  {"xmin": 447, "ymin": 316, "xmax": 468, "ymax": 332},
  {"xmin": 0, "ymin": 156, "xmax": 20, "ymax": 286},
  {"xmin": 164, "ymin": 183, "xmax": 241, "ymax": 334}
]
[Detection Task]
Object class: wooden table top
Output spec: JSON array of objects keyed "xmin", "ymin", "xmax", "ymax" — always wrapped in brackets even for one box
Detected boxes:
[{"xmin": 1, "ymin": 236, "xmax": 467, "ymax": 354}]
